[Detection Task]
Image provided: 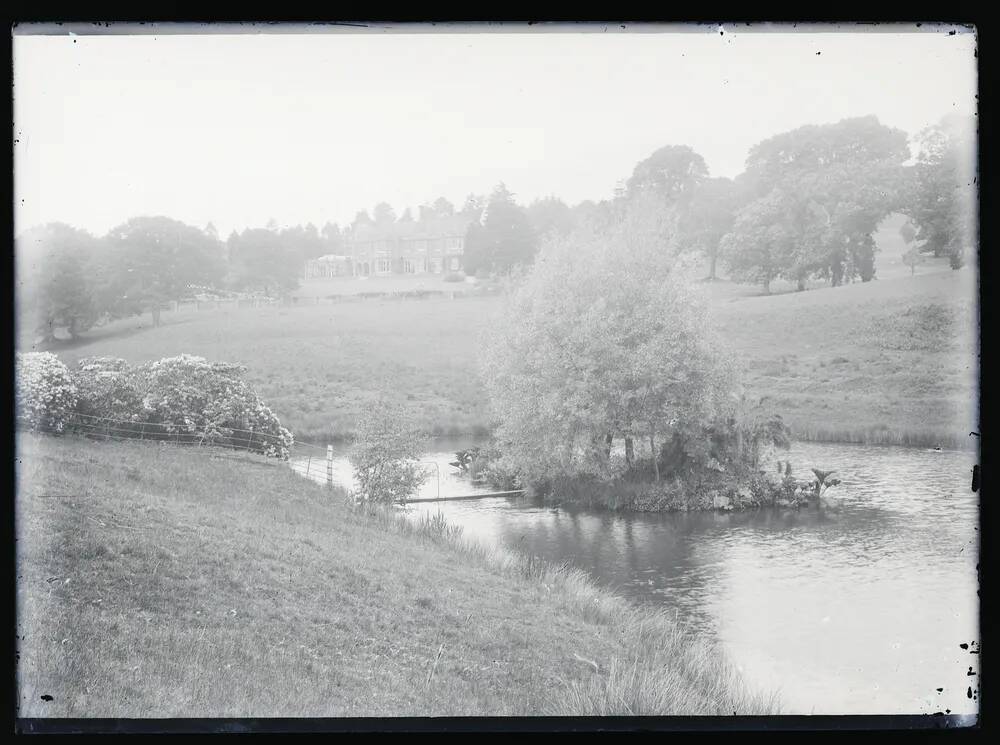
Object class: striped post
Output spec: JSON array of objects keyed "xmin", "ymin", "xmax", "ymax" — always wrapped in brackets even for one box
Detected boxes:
[{"xmin": 326, "ymin": 445, "xmax": 334, "ymax": 488}]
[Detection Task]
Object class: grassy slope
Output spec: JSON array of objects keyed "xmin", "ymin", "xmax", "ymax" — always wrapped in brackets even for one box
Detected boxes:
[
  {"xmin": 37, "ymin": 265, "xmax": 977, "ymax": 447},
  {"xmin": 708, "ymin": 268, "xmax": 978, "ymax": 448},
  {"xmin": 15, "ymin": 433, "xmax": 772, "ymax": 717}
]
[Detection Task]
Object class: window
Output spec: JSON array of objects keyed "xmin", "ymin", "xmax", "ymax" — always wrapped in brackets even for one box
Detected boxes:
[
  {"xmin": 450, "ymin": 257, "xmax": 460, "ymax": 271},
  {"xmin": 429, "ymin": 257, "xmax": 443, "ymax": 274},
  {"xmin": 377, "ymin": 258, "xmax": 391, "ymax": 274}
]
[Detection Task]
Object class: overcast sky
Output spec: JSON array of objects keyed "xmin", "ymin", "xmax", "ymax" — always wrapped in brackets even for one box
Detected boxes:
[{"xmin": 13, "ymin": 23, "xmax": 978, "ymax": 238}]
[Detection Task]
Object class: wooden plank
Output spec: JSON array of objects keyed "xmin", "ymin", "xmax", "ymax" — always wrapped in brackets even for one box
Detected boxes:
[{"xmin": 406, "ymin": 490, "xmax": 525, "ymax": 504}]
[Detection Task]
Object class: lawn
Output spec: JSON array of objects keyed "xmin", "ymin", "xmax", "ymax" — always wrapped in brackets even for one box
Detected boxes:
[
  {"xmin": 15, "ymin": 432, "xmax": 773, "ymax": 717},
  {"xmin": 27, "ymin": 263, "xmax": 978, "ymax": 449}
]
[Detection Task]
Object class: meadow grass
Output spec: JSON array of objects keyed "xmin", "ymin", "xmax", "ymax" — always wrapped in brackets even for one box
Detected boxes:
[
  {"xmin": 28, "ymin": 267, "xmax": 977, "ymax": 449},
  {"xmin": 15, "ymin": 432, "xmax": 776, "ymax": 717}
]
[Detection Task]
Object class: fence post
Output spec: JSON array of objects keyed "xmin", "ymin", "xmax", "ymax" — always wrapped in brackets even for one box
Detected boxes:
[
  {"xmin": 139, "ymin": 421, "xmax": 146, "ymax": 441},
  {"xmin": 306, "ymin": 455, "xmax": 312, "ymax": 479},
  {"xmin": 246, "ymin": 427, "xmax": 254, "ymax": 453},
  {"xmin": 326, "ymin": 445, "xmax": 334, "ymax": 488}
]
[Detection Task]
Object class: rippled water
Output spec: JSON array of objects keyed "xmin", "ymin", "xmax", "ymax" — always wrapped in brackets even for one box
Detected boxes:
[{"xmin": 293, "ymin": 440, "xmax": 980, "ymax": 715}]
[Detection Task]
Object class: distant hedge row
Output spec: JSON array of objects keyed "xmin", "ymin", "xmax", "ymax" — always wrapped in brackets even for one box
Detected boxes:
[{"xmin": 15, "ymin": 352, "xmax": 293, "ymax": 460}]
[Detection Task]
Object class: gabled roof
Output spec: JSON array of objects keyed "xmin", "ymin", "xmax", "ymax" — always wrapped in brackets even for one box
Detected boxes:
[{"xmin": 347, "ymin": 214, "xmax": 476, "ymax": 242}]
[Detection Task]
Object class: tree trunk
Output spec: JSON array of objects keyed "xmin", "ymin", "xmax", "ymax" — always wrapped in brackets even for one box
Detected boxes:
[
  {"xmin": 151, "ymin": 306, "xmax": 161, "ymax": 327},
  {"xmin": 796, "ymin": 274, "xmax": 806, "ymax": 292},
  {"xmin": 708, "ymin": 250, "xmax": 718, "ymax": 281},
  {"xmin": 762, "ymin": 278, "xmax": 771, "ymax": 295},
  {"xmin": 604, "ymin": 433, "xmax": 613, "ymax": 460},
  {"xmin": 625, "ymin": 437, "xmax": 634, "ymax": 465}
]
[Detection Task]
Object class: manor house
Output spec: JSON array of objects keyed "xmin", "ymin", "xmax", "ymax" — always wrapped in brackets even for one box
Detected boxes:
[{"xmin": 305, "ymin": 214, "xmax": 473, "ymax": 279}]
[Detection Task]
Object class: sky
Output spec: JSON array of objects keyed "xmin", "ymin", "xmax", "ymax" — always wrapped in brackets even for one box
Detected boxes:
[{"xmin": 13, "ymin": 23, "xmax": 978, "ymax": 238}]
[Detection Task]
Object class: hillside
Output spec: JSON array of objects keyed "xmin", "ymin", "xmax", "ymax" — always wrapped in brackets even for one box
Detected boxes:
[
  {"xmin": 25, "ymin": 265, "xmax": 977, "ymax": 448},
  {"xmin": 15, "ymin": 432, "xmax": 771, "ymax": 717}
]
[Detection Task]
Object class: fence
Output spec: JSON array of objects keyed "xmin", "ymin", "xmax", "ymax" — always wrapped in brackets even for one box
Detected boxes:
[
  {"xmin": 168, "ymin": 287, "xmax": 496, "ymax": 314},
  {"xmin": 18, "ymin": 414, "xmax": 459, "ymax": 498},
  {"xmin": 16, "ymin": 413, "xmax": 340, "ymax": 489}
]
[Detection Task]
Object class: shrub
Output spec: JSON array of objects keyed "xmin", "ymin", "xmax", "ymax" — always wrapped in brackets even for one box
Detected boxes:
[
  {"xmin": 137, "ymin": 354, "xmax": 293, "ymax": 459},
  {"xmin": 443, "ymin": 273, "xmax": 465, "ymax": 283},
  {"xmin": 348, "ymin": 399, "xmax": 428, "ymax": 505},
  {"xmin": 72, "ymin": 356, "xmax": 148, "ymax": 422},
  {"xmin": 15, "ymin": 352, "xmax": 78, "ymax": 433}
]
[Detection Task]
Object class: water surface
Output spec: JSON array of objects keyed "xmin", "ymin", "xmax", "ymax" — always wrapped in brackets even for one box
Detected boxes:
[{"xmin": 293, "ymin": 440, "xmax": 980, "ymax": 715}]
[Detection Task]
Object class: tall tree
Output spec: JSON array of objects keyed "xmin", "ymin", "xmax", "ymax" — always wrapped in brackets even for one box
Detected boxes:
[
  {"xmin": 352, "ymin": 209, "xmax": 373, "ymax": 229},
  {"xmin": 104, "ymin": 217, "xmax": 226, "ymax": 326},
  {"xmin": 482, "ymin": 193, "xmax": 735, "ymax": 485},
  {"xmin": 227, "ymin": 227, "xmax": 300, "ymax": 299},
  {"xmin": 527, "ymin": 196, "xmax": 575, "ymax": 240},
  {"xmin": 626, "ymin": 144, "xmax": 709, "ymax": 203},
  {"xmin": 16, "ymin": 223, "xmax": 103, "ymax": 342},
  {"xmin": 678, "ymin": 177, "xmax": 741, "ymax": 280},
  {"xmin": 724, "ymin": 115, "xmax": 910, "ymax": 289},
  {"xmin": 460, "ymin": 193, "xmax": 486, "ymax": 217},
  {"xmin": 906, "ymin": 114, "xmax": 977, "ymax": 270},
  {"xmin": 462, "ymin": 183, "xmax": 537, "ymax": 276},
  {"xmin": 432, "ymin": 197, "xmax": 455, "ymax": 218},
  {"xmin": 373, "ymin": 202, "xmax": 397, "ymax": 226}
]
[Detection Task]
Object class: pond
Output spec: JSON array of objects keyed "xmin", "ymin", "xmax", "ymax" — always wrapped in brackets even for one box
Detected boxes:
[{"xmin": 292, "ymin": 440, "xmax": 980, "ymax": 716}]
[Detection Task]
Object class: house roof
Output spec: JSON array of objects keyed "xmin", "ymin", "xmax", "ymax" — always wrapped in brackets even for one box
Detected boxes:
[{"xmin": 347, "ymin": 214, "xmax": 475, "ymax": 242}]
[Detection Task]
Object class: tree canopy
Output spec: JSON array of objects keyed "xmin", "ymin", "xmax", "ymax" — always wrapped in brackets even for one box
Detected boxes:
[
  {"xmin": 481, "ymin": 193, "xmax": 737, "ymax": 485},
  {"xmin": 906, "ymin": 114, "xmax": 977, "ymax": 269},
  {"xmin": 104, "ymin": 216, "xmax": 227, "ymax": 326},
  {"xmin": 227, "ymin": 228, "xmax": 300, "ymax": 299},
  {"xmin": 16, "ymin": 223, "xmax": 104, "ymax": 341},
  {"xmin": 722, "ymin": 116, "xmax": 911, "ymax": 291},
  {"xmin": 463, "ymin": 183, "xmax": 538, "ymax": 276}
]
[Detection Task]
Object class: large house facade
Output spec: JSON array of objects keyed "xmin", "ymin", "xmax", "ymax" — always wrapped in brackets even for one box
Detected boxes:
[{"xmin": 305, "ymin": 215, "xmax": 473, "ymax": 279}]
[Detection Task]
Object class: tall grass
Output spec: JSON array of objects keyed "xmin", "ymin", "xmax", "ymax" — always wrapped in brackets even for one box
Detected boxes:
[
  {"xmin": 355, "ymin": 499, "xmax": 778, "ymax": 715},
  {"xmin": 791, "ymin": 425, "xmax": 976, "ymax": 451},
  {"xmin": 17, "ymin": 432, "xmax": 778, "ymax": 717}
]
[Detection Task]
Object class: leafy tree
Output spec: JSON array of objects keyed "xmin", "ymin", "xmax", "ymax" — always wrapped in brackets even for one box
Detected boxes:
[
  {"xmin": 352, "ymin": 209, "xmax": 373, "ymax": 228},
  {"xmin": 460, "ymin": 193, "xmax": 485, "ymax": 217},
  {"xmin": 16, "ymin": 223, "xmax": 104, "ymax": 342},
  {"xmin": 725, "ymin": 116, "xmax": 910, "ymax": 289},
  {"xmin": 899, "ymin": 220, "xmax": 917, "ymax": 245},
  {"xmin": 373, "ymin": 202, "xmax": 397, "ymax": 226},
  {"xmin": 321, "ymin": 222, "xmax": 343, "ymax": 254},
  {"xmin": 626, "ymin": 144, "xmax": 709, "ymax": 203},
  {"xmin": 398, "ymin": 207, "xmax": 414, "ymax": 223},
  {"xmin": 527, "ymin": 196, "xmax": 575, "ymax": 240},
  {"xmin": 903, "ymin": 246, "xmax": 922, "ymax": 276},
  {"xmin": 462, "ymin": 183, "xmax": 537, "ymax": 276},
  {"xmin": 227, "ymin": 227, "xmax": 300, "ymax": 298},
  {"xmin": 719, "ymin": 189, "xmax": 797, "ymax": 294},
  {"xmin": 678, "ymin": 177, "xmax": 741, "ymax": 280},
  {"xmin": 104, "ymin": 217, "xmax": 226, "ymax": 327},
  {"xmin": 279, "ymin": 223, "xmax": 326, "ymax": 265},
  {"xmin": 907, "ymin": 114, "xmax": 977, "ymax": 270},
  {"xmin": 349, "ymin": 398, "xmax": 429, "ymax": 505},
  {"xmin": 432, "ymin": 197, "xmax": 455, "ymax": 218},
  {"xmin": 481, "ymin": 193, "xmax": 737, "ymax": 486}
]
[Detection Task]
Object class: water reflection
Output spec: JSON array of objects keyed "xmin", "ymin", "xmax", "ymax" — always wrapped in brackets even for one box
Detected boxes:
[{"xmin": 293, "ymin": 439, "xmax": 979, "ymax": 715}]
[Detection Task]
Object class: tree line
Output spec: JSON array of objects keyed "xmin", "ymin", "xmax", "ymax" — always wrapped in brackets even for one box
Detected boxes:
[{"xmin": 17, "ymin": 112, "xmax": 975, "ymax": 342}]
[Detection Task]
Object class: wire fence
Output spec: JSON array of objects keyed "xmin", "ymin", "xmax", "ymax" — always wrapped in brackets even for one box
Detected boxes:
[
  {"xmin": 16, "ymin": 412, "xmax": 340, "ymax": 486},
  {"xmin": 18, "ymin": 414, "xmax": 458, "ymax": 497}
]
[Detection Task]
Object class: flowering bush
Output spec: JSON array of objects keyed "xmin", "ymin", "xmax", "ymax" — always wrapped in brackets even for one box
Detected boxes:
[
  {"xmin": 136, "ymin": 354, "xmax": 293, "ymax": 459},
  {"xmin": 72, "ymin": 356, "xmax": 148, "ymax": 422},
  {"xmin": 15, "ymin": 352, "xmax": 78, "ymax": 432}
]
